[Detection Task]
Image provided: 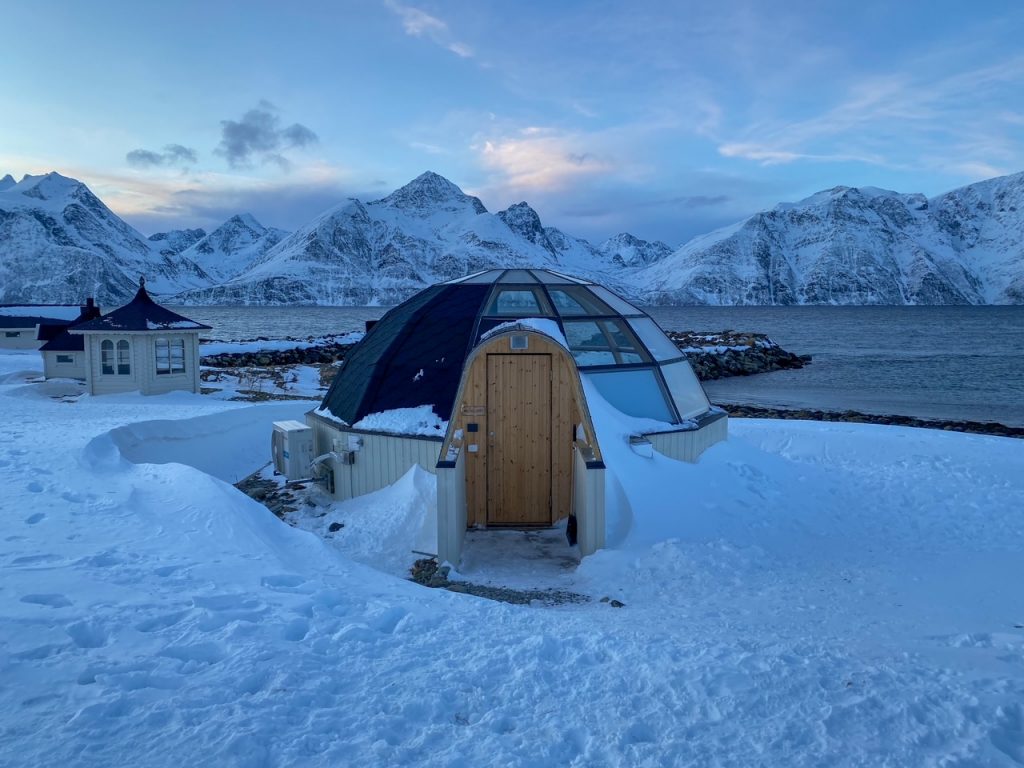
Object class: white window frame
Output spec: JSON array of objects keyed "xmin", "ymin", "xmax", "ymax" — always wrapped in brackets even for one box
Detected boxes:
[
  {"xmin": 155, "ymin": 337, "xmax": 186, "ymax": 375},
  {"xmin": 56, "ymin": 354, "xmax": 75, "ymax": 364},
  {"xmin": 116, "ymin": 339, "xmax": 131, "ymax": 375},
  {"xmin": 101, "ymin": 339, "xmax": 115, "ymax": 375}
]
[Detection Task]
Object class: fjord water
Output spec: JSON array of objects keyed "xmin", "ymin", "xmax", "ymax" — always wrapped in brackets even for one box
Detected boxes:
[{"xmin": 179, "ymin": 305, "xmax": 1024, "ymax": 427}]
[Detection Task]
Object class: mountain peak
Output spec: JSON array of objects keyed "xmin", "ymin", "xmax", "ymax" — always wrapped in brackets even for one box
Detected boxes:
[
  {"xmin": 600, "ymin": 232, "xmax": 673, "ymax": 267},
  {"xmin": 374, "ymin": 171, "xmax": 487, "ymax": 215},
  {"xmin": 14, "ymin": 171, "xmax": 89, "ymax": 202},
  {"xmin": 226, "ymin": 213, "xmax": 264, "ymax": 230},
  {"xmin": 0, "ymin": 174, "xmax": 15, "ymax": 192}
]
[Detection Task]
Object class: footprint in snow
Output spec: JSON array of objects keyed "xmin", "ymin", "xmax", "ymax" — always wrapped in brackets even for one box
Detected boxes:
[
  {"xmin": 25, "ymin": 512, "xmax": 45, "ymax": 525},
  {"xmin": 20, "ymin": 593, "xmax": 73, "ymax": 608},
  {"xmin": 26, "ymin": 481, "xmax": 44, "ymax": 493}
]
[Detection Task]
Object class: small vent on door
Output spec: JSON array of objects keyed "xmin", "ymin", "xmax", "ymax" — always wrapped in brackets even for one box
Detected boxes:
[{"xmin": 510, "ymin": 334, "xmax": 529, "ymax": 350}]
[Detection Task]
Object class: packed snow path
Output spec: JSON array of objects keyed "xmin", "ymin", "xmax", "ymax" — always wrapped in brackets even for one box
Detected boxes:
[{"xmin": 1, "ymin": 350, "xmax": 1024, "ymax": 766}]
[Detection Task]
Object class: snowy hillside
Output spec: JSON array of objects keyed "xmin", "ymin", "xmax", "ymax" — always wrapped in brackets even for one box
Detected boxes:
[
  {"xmin": 638, "ymin": 173, "xmax": 1024, "ymax": 305},
  {"xmin": 174, "ymin": 172, "xmax": 631, "ymax": 305},
  {"xmin": 176, "ymin": 214, "xmax": 289, "ymax": 283},
  {"xmin": 2, "ymin": 168, "xmax": 1022, "ymax": 305},
  {"xmin": 0, "ymin": 173, "xmax": 212, "ymax": 304},
  {"xmin": 1, "ymin": 349, "xmax": 1023, "ymax": 765}
]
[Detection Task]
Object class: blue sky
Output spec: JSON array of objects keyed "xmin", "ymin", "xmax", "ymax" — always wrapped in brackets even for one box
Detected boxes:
[{"xmin": 2, "ymin": 0, "xmax": 1023, "ymax": 246}]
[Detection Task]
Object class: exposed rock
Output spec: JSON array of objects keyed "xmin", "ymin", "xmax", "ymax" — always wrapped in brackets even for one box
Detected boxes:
[{"xmin": 719, "ymin": 404, "xmax": 1024, "ymax": 439}]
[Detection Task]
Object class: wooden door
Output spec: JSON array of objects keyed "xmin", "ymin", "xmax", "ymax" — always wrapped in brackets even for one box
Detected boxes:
[{"xmin": 486, "ymin": 354, "xmax": 552, "ymax": 526}]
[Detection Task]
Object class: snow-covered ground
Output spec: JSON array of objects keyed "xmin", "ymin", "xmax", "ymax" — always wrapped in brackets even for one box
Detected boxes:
[{"xmin": 2, "ymin": 348, "xmax": 1024, "ymax": 766}]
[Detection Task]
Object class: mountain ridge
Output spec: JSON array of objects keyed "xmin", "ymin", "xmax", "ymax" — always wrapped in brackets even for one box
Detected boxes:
[{"xmin": 1, "ymin": 168, "xmax": 1021, "ymax": 305}]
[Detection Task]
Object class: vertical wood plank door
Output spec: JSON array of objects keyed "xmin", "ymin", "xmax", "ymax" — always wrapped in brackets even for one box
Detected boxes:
[{"xmin": 486, "ymin": 354, "xmax": 552, "ymax": 526}]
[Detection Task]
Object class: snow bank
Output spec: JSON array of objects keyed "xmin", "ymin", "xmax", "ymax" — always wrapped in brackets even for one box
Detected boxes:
[
  {"xmin": 3, "ymin": 345, "xmax": 1024, "ymax": 767},
  {"xmin": 89, "ymin": 402, "xmax": 309, "ymax": 482}
]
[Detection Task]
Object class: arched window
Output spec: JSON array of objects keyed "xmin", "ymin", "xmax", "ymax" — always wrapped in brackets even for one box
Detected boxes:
[
  {"xmin": 100, "ymin": 340, "xmax": 114, "ymax": 375},
  {"xmin": 116, "ymin": 340, "xmax": 131, "ymax": 375},
  {"xmin": 155, "ymin": 338, "xmax": 186, "ymax": 375}
]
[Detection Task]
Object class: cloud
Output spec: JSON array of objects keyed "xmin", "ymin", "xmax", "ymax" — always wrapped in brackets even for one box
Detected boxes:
[
  {"xmin": 215, "ymin": 101, "xmax": 319, "ymax": 169},
  {"xmin": 475, "ymin": 127, "xmax": 612, "ymax": 190},
  {"xmin": 385, "ymin": 0, "xmax": 473, "ymax": 58},
  {"xmin": 716, "ymin": 55, "xmax": 1024, "ymax": 174},
  {"xmin": 125, "ymin": 143, "xmax": 198, "ymax": 169}
]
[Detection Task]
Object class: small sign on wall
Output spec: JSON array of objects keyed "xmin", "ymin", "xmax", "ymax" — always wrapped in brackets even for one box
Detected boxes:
[{"xmin": 461, "ymin": 404, "xmax": 485, "ymax": 416}]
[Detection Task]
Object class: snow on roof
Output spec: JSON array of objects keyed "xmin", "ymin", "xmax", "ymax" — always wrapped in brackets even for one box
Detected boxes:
[
  {"xmin": 0, "ymin": 305, "xmax": 83, "ymax": 323},
  {"xmin": 481, "ymin": 317, "xmax": 569, "ymax": 349},
  {"xmin": 352, "ymin": 405, "xmax": 448, "ymax": 437}
]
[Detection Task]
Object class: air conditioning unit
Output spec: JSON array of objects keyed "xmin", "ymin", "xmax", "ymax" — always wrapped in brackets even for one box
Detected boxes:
[{"xmin": 271, "ymin": 420, "xmax": 314, "ymax": 481}]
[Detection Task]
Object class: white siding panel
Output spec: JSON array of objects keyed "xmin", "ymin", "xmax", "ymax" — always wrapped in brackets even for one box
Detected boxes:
[
  {"xmin": 573, "ymin": 445, "xmax": 606, "ymax": 557},
  {"xmin": 43, "ymin": 351, "xmax": 86, "ymax": 380},
  {"xmin": 304, "ymin": 413, "xmax": 443, "ymax": 501},
  {"xmin": 645, "ymin": 415, "xmax": 728, "ymax": 463},
  {"xmin": 436, "ymin": 453, "xmax": 467, "ymax": 565},
  {"xmin": 1, "ymin": 328, "xmax": 43, "ymax": 349}
]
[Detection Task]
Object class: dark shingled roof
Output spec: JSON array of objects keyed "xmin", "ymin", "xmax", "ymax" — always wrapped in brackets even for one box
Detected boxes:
[
  {"xmin": 321, "ymin": 283, "xmax": 492, "ymax": 424},
  {"xmin": 71, "ymin": 281, "xmax": 210, "ymax": 333},
  {"xmin": 39, "ymin": 330, "xmax": 86, "ymax": 352},
  {"xmin": 38, "ymin": 302, "xmax": 102, "ymax": 352}
]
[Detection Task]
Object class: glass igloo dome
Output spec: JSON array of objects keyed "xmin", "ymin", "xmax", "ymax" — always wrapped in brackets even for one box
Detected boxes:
[
  {"xmin": 448, "ymin": 269, "xmax": 709, "ymax": 423},
  {"xmin": 320, "ymin": 268, "xmax": 710, "ymax": 428}
]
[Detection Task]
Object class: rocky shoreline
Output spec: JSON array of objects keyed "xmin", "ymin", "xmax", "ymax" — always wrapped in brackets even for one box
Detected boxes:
[
  {"xmin": 201, "ymin": 329, "xmax": 807, "ymax": 382},
  {"xmin": 665, "ymin": 331, "xmax": 811, "ymax": 380},
  {"xmin": 720, "ymin": 404, "xmax": 1024, "ymax": 439}
]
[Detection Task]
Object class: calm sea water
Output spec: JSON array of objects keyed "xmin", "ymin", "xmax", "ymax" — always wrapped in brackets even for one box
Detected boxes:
[{"xmin": 174, "ymin": 305, "xmax": 1024, "ymax": 427}]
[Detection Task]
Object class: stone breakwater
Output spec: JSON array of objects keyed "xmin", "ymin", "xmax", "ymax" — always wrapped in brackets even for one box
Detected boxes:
[
  {"xmin": 722, "ymin": 404, "xmax": 1024, "ymax": 439},
  {"xmin": 664, "ymin": 331, "xmax": 811, "ymax": 380},
  {"xmin": 201, "ymin": 339, "xmax": 355, "ymax": 368},
  {"xmin": 202, "ymin": 330, "xmax": 808, "ymax": 381}
]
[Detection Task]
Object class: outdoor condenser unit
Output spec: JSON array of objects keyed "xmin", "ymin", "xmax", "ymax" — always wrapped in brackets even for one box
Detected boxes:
[{"xmin": 271, "ymin": 420, "xmax": 314, "ymax": 481}]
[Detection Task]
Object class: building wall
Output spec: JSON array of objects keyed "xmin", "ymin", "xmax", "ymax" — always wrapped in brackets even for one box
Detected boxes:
[
  {"xmin": 436, "ymin": 452, "xmax": 467, "ymax": 564},
  {"xmin": 306, "ymin": 412, "xmax": 443, "ymax": 500},
  {"xmin": 645, "ymin": 412, "xmax": 729, "ymax": 463},
  {"xmin": 442, "ymin": 331, "xmax": 600, "ymax": 528},
  {"xmin": 42, "ymin": 351, "xmax": 87, "ymax": 380},
  {"xmin": 1, "ymin": 327, "xmax": 43, "ymax": 350},
  {"xmin": 572, "ymin": 444, "xmax": 606, "ymax": 556},
  {"xmin": 82, "ymin": 332, "xmax": 201, "ymax": 395}
]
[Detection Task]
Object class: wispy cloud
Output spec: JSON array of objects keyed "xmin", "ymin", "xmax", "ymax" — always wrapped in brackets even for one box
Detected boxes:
[
  {"xmin": 125, "ymin": 144, "xmax": 198, "ymax": 169},
  {"xmin": 385, "ymin": 0, "xmax": 473, "ymax": 58},
  {"xmin": 215, "ymin": 101, "xmax": 319, "ymax": 170},
  {"xmin": 717, "ymin": 55, "xmax": 1024, "ymax": 174}
]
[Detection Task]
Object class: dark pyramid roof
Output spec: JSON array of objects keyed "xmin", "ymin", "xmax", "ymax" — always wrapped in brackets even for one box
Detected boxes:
[
  {"xmin": 39, "ymin": 330, "xmax": 86, "ymax": 352},
  {"xmin": 38, "ymin": 303, "xmax": 101, "ymax": 351},
  {"xmin": 71, "ymin": 280, "xmax": 210, "ymax": 333},
  {"xmin": 321, "ymin": 283, "xmax": 492, "ymax": 425}
]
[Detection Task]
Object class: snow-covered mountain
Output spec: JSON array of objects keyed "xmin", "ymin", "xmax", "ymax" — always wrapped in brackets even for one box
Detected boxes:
[
  {"xmin": 637, "ymin": 173, "xmax": 1024, "ymax": 305},
  {"xmin": 148, "ymin": 227, "xmax": 206, "ymax": 257},
  {"xmin": 174, "ymin": 172, "xmax": 629, "ymax": 305},
  {"xmin": 177, "ymin": 214, "xmax": 289, "ymax": 283},
  {"xmin": 2, "ymin": 168, "xmax": 1021, "ymax": 306},
  {"xmin": 600, "ymin": 233, "xmax": 673, "ymax": 267},
  {"xmin": 0, "ymin": 172, "xmax": 211, "ymax": 304}
]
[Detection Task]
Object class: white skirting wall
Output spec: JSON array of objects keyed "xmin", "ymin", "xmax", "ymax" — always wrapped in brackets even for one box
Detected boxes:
[
  {"xmin": 644, "ymin": 412, "xmax": 728, "ymax": 463},
  {"xmin": 42, "ymin": 350, "xmax": 87, "ymax": 380},
  {"xmin": 435, "ymin": 452, "xmax": 467, "ymax": 564},
  {"xmin": 572, "ymin": 444, "xmax": 606, "ymax": 556},
  {"xmin": 1, "ymin": 328, "xmax": 43, "ymax": 349},
  {"xmin": 305, "ymin": 412, "xmax": 443, "ymax": 500}
]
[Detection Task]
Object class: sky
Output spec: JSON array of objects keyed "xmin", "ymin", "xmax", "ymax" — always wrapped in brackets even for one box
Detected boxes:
[{"xmin": 2, "ymin": 0, "xmax": 1023, "ymax": 247}]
